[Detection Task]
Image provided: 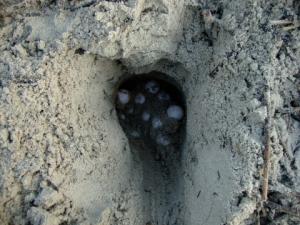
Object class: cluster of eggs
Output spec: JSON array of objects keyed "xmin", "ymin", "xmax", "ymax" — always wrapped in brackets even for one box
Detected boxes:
[{"xmin": 116, "ymin": 77, "xmax": 185, "ymax": 159}]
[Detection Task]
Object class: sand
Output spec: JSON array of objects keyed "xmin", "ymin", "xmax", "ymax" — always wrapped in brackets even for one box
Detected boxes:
[{"xmin": 0, "ymin": 0, "xmax": 300, "ymax": 224}]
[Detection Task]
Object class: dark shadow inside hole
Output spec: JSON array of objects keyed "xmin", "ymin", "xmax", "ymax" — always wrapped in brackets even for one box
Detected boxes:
[
  {"xmin": 115, "ymin": 71, "xmax": 186, "ymax": 164},
  {"xmin": 114, "ymin": 71, "xmax": 186, "ymax": 224}
]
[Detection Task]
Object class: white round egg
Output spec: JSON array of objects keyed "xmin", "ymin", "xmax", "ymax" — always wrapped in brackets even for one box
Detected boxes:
[
  {"xmin": 158, "ymin": 91, "xmax": 170, "ymax": 101},
  {"xmin": 145, "ymin": 80, "xmax": 160, "ymax": 94},
  {"xmin": 156, "ymin": 134, "xmax": 171, "ymax": 146},
  {"xmin": 135, "ymin": 93, "xmax": 146, "ymax": 104},
  {"xmin": 118, "ymin": 89, "xmax": 130, "ymax": 104},
  {"xmin": 152, "ymin": 117, "xmax": 162, "ymax": 128},
  {"xmin": 167, "ymin": 105, "xmax": 184, "ymax": 120},
  {"xmin": 130, "ymin": 131, "xmax": 140, "ymax": 138},
  {"xmin": 142, "ymin": 111, "xmax": 150, "ymax": 121},
  {"xmin": 119, "ymin": 113, "xmax": 126, "ymax": 120}
]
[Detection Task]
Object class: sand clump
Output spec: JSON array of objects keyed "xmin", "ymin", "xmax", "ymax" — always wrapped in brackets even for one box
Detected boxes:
[{"xmin": 0, "ymin": 0, "xmax": 300, "ymax": 225}]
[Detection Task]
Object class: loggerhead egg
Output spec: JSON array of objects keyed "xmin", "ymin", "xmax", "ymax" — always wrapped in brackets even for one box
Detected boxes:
[
  {"xmin": 130, "ymin": 130, "xmax": 140, "ymax": 138},
  {"xmin": 167, "ymin": 105, "xmax": 184, "ymax": 120},
  {"xmin": 145, "ymin": 80, "xmax": 160, "ymax": 94},
  {"xmin": 120, "ymin": 113, "xmax": 126, "ymax": 120},
  {"xmin": 142, "ymin": 111, "xmax": 151, "ymax": 121},
  {"xmin": 158, "ymin": 91, "xmax": 170, "ymax": 101},
  {"xmin": 156, "ymin": 134, "xmax": 171, "ymax": 146},
  {"xmin": 118, "ymin": 89, "xmax": 130, "ymax": 104},
  {"xmin": 127, "ymin": 107, "xmax": 134, "ymax": 114},
  {"xmin": 152, "ymin": 117, "xmax": 163, "ymax": 128},
  {"xmin": 135, "ymin": 93, "xmax": 146, "ymax": 104}
]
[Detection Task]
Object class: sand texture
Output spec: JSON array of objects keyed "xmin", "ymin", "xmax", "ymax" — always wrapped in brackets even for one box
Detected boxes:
[{"xmin": 0, "ymin": 0, "xmax": 300, "ymax": 224}]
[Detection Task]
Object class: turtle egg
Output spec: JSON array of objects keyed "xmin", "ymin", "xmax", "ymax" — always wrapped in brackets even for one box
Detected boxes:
[
  {"xmin": 145, "ymin": 80, "xmax": 160, "ymax": 94},
  {"xmin": 135, "ymin": 93, "xmax": 146, "ymax": 104},
  {"xmin": 142, "ymin": 111, "xmax": 151, "ymax": 121},
  {"xmin": 118, "ymin": 89, "xmax": 130, "ymax": 104},
  {"xmin": 156, "ymin": 134, "xmax": 171, "ymax": 146},
  {"xmin": 158, "ymin": 91, "xmax": 170, "ymax": 101},
  {"xmin": 167, "ymin": 105, "xmax": 184, "ymax": 120},
  {"xmin": 127, "ymin": 107, "xmax": 134, "ymax": 114},
  {"xmin": 152, "ymin": 117, "xmax": 163, "ymax": 128},
  {"xmin": 130, "ymin": 131, "xmax": 140, "ymax": 138},
  {"xmin": 120, "ymin": 113, "xmax": 126, "ymax": 120}
]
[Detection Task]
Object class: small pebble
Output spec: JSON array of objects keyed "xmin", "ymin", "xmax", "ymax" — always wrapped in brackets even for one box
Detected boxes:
[
  {"xmin": 135, "ymin": 93, "xmax": 146, "ymax": 104},
  {"xmin": 118, "ymin": 89, "xmax": 130, "ymax": 104},
  {"xmin": 142, "ymin": 111, "xmax": 151, "ymax": 121},
  {"xmin": 152, "ymin": 117, "xmax": 162, "ymax": 128},
  {"xmin": 167, "ymin": 105, "xmax": 184, "ymax": 120},
  {"xmin": 145, "ymin": 80, "xmax": 160, "ymax": 94}
]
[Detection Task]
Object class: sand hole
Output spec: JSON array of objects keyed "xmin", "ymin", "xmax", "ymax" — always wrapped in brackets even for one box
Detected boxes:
[
  {"xmin": 115, "ymin": 71, "xmax": 186, "ymax": 224},
  {"xmin": 115, "ymin": 72, "xmax": 186, "ymax": 163}
]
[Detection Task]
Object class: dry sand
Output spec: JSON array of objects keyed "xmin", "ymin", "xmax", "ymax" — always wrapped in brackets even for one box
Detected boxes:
[{"xmin": 0, "ymin": 0, "xmax": 300, "ymax": 224}]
